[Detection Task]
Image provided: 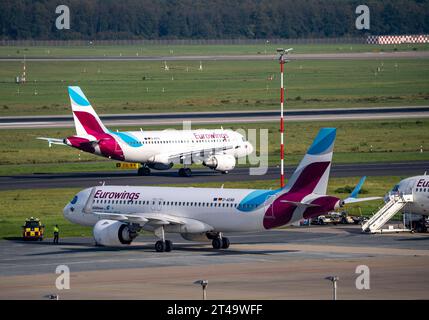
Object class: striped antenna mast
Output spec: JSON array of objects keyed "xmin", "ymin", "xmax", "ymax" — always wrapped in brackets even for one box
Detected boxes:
[{"xmin": 277, "ymin": 48, "xmax": 293, "ymax": 188}]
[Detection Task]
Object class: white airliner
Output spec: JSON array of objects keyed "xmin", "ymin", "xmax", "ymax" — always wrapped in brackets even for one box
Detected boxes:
[
  {"xmin": 38, "ymin": 86, "xmax": 253, "ymax": 176},
  {"xmin": 63, "ymin": 128, "xmax": 380, "ymax": 252},
  {"xmin": 383, "ymin": 175, "xmax": 429, "ymax": 232}
]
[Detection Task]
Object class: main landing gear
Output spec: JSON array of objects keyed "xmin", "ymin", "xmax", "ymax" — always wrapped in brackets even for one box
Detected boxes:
[
  {"xmin": 137, "ymin": 166, "xmax": 151, "ymax": 176},
  {"xmin": 155, "ymin": 226, "xmax": 173, "ymax": 252},
  {"xmin": 211, "ymin": 233, "xmax": 230, "ymax": 249},
  {"xmin": 155, "ymin": 239, "xmax": 173, "ymax": 252},
  {"xmin": 178, "ymin": 167, "xmax": 192, "ymax": 177}
]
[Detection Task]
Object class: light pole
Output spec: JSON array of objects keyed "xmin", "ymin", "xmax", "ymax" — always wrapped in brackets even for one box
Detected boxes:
[
  {"xmin": 276, "ymin": 48, "xmax": 293, "ymax": 188},
  {"xmin": 194, "ymin": 280, "xmax": 208, "ymax": 300},
  {"xmin": 325, "ymin": 276, "xmax": 339, "ymax": 300}
]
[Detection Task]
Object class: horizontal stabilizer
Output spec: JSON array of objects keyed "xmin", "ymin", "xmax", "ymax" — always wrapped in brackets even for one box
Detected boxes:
[
  {"xmin": 37, "ymin": 137, "xmax": 66, "ymax": 147},
  {"xmin": 342, "ymin": 196, "xmax": 382, "ymax": 205},
  {"xmin": 342, "ymin": 176, "xmax": 383, "ymax": 205}
]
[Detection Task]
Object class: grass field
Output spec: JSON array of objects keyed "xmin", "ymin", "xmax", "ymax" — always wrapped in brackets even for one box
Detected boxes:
[
  {"xmin": 0, "ymin": 176, "xmax": 402, "ymax": 239},
  {"xmin": 1, "ymin": 43, "xmax": 428, "ymax": 58},
  {"xmin": 0, "ymin": 119, "xmax": 427, "ymax": 175},
  {"xmin": 0, "ymin": 58, "xmax": 428, "ymax": 116}
]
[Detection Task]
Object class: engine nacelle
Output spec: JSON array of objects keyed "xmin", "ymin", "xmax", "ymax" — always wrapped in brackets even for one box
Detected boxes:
[
  {"xmin": 203, "ymin": 154, "xmax": 236, "ymax": 172},
  {"xmin": 93, "ymin": 219, "xmax": 138, "ymax": 246},
  {"xmin": 147, "ymin": 154, "xmax": 173, "ymax": 170}
]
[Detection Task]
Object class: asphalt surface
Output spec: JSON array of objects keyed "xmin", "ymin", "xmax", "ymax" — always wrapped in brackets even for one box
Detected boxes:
[
  {"xmin": 2, "ymin": 224, "xmax": 429, "ymax": 299},
  {"xmin": 1, "ymin": 161, "xmax": 428, "ymax": 190},
  {"xmin": 2, "ymin": 106, "xmax": 429, "ymax": 129},
  {"xmin": 1, "ymin": 226, "xmax": 428, "ymax": 277},
  {"xmin": 1, "ymin": 51, "xmax": 429, "ymax": 62}
]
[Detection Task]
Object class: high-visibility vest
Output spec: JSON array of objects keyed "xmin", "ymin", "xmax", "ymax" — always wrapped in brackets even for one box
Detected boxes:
[{"xmin": 54, "ymin": 227, "xmax": 59, "ymax": 233}]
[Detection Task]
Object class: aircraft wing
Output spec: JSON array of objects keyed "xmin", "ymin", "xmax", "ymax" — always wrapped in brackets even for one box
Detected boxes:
[
  {"xmin": 37, "ymin": 137, "xmax": 66, "ymax": 147},
  {"xmin": 166, "ymin": 144, "xmax": 236, "ymax": 161},
  {"xmin": 93, "ymin": 212, "xmax": 186, "ymax": 226},
  {"xmin": 93, "ymin": 211, "xmax": 214, "ymax": 234}
]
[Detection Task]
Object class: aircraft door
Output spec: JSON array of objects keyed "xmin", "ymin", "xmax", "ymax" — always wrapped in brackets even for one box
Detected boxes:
[
  {"xmin": 151, "ymin": 198, "xmax": 163, "ymax": 212},
  {"xmin": 403, "ymin": 179, "xmax": 415, "ymax": 196}
]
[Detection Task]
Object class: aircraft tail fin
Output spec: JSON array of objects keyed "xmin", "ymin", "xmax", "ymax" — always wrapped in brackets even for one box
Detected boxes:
[
  {"xmin": 68, "ymin": 86, "xmax": 108, "ymax": 136},
  {"xmin": 283, "ymin": 128, "xmax": 336, "ymax": 196}
]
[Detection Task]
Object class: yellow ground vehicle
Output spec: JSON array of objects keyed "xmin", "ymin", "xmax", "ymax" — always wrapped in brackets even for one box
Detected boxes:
[{"xmin": 22, "ymin": 217, "xmax": 45, "ymax": 241}]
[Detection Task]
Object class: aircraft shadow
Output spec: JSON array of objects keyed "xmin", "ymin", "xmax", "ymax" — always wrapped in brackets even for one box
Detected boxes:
[
  {"xmin": 4, "ymin": 169, "xmax": 224, "ymax": 180},
  {"xmin": 396, "ymin": 236, "xmax": 429, "ymax": 241},
  {"xmin": 24, "ymin": 242, "xmax": 299, "ymax": 256}
]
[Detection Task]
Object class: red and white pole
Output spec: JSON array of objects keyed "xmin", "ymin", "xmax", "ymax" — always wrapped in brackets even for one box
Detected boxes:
[{"xmin": 280, "ymin": 56, "xmax": 285, "ymax": 188}]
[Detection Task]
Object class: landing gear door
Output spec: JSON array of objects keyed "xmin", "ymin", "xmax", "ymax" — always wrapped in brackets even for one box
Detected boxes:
[{"xmin": 264, "ymin": 195, "xmax": 276, "ymax": 219}]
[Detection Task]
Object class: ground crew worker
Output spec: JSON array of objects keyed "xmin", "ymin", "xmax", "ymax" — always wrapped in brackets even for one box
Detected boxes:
[{"xmin": 53, "ymin": 225, "xmax": 59, "ymax": 244}]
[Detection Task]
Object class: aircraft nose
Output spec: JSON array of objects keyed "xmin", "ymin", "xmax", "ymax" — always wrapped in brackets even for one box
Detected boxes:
[{"xmin": 63, "ymin": 203, "xmax": 70, "ymax": 219}]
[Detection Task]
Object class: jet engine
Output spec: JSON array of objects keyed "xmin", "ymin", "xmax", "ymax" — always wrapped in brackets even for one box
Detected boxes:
[
  {"xmin": 203, "ymin": 154, "xmax": 236, "ymax": 172},
  {"xmin": 93, "ymin": 219, "xmax": 139, "ymax": 246}
]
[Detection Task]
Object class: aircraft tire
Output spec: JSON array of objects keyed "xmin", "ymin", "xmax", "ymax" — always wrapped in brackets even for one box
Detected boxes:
[
  {"xmin": 155, "ymin": 240, "xmax": 165, "ymax": 252},
  {"xmin": 212, "ymin": 238, "xmax": 222, "ymax": 249},
  {"xmin": 179, "ymin": 168, "xmax": 192, "ymax": 177},
  {"xmin": 221, "ymin": 237, "xmax": 230, "ymax": 249},
  {"xmin": 178, "ymin": 168, "xmax": 185, "ymax": 177},
  {"xmin": 165, "ymin": 240, "xmax": 173, "ymax": 252},
  {"xmin": 138, "ymin": 167, "xmax": 151, "ymax": 176}
]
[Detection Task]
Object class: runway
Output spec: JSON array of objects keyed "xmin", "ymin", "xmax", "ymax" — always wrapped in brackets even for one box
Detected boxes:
[
  {"xmin": 1, "ymin": 51, "xmax": 429, "ymax": 62},
  {"xmin": 1, "ymin": 225, "xmax": 428, "ymax": 299},
  {"xmin": 1, "ymin": 161, "xmax": 428, "ymax": 190},
  {"xmin": 1, "ymin": 106, "xmax": 429, "ymax": 129}
]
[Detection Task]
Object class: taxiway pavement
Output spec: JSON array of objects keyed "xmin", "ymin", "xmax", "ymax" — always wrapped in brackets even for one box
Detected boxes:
[
  {"xmin": 1, "ymin": 225, "xmax": 428, "ymax": 299},
  {"xmin": 1, "ymin": 161, "xmax": 428, "ymax": 190}
]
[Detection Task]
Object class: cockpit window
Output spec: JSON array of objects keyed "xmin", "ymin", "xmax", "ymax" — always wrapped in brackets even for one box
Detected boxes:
[
  {"xmin": 70, "ymin": 196, "xmax": 78, "ymax": 204},
  {"xmin": 392, "ymin": 185, "xmax": 399, "ymax": 192}
]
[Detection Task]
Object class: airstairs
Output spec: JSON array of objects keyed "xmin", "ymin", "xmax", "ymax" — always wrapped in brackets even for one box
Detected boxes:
[{"xmin": 362, "ymin": 194, "xmax": 413, "ymax": 234}]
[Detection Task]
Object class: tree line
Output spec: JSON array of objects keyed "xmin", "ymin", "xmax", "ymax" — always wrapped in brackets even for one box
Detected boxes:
[{"xmin": 1, "ymin": 0, "xmax": 428, "ymax": 40}]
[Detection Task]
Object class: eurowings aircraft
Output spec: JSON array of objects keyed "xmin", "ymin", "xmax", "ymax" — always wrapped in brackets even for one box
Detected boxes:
[
  {"xmin": 38, "ymin": 86, "xmax": 253, "ymax": 176},
  {"xmin": 382, "ymin": 175, "xmax": 429, "ymax": 232},
  {"xmin": 63, "ymin": 128, "xmax": 380, "ymax": 251}
]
